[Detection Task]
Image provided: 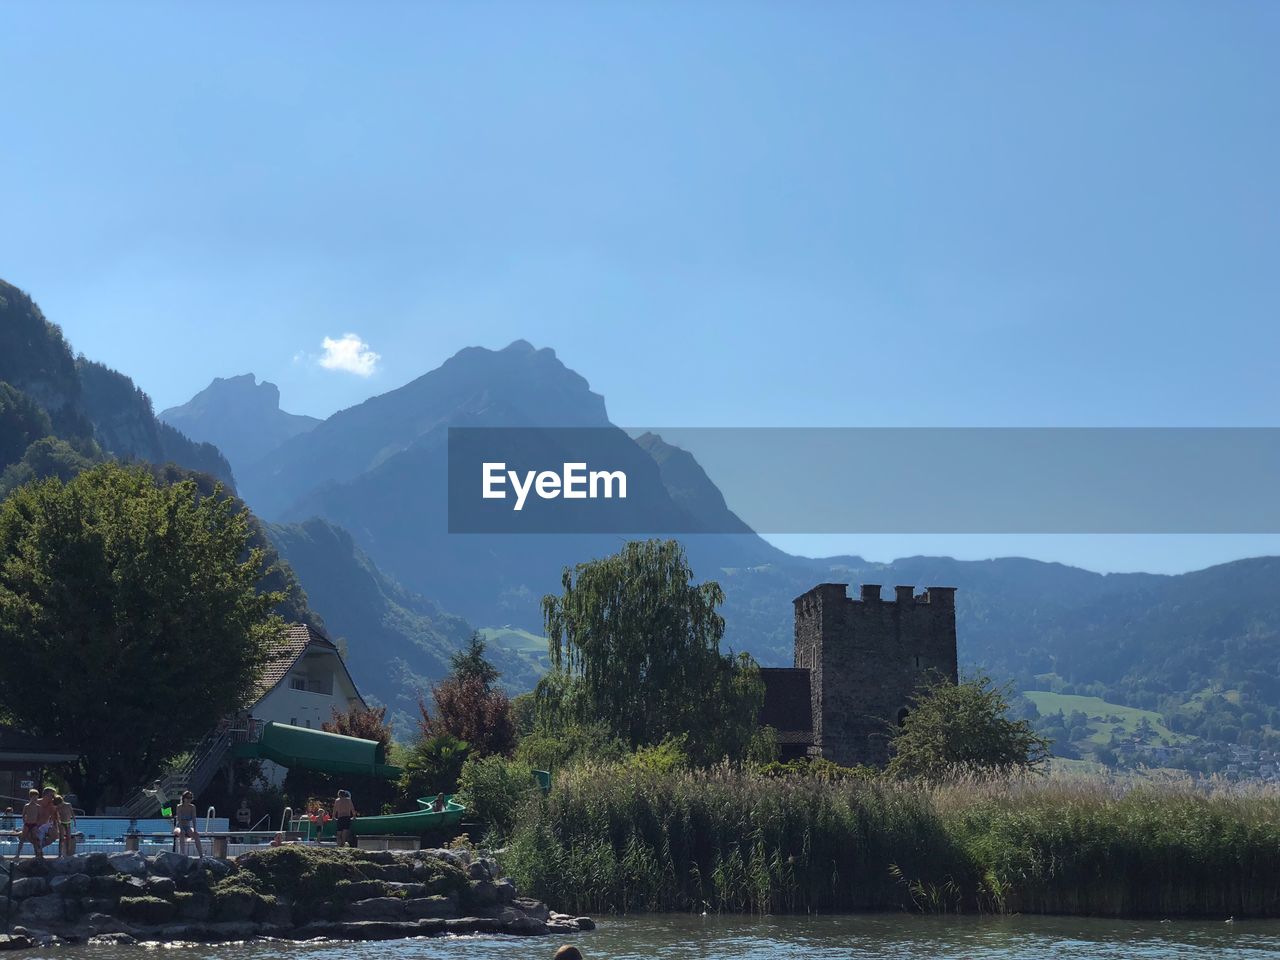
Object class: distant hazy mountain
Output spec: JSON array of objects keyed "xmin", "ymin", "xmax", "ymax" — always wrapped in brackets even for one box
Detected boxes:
[
  {"xmin": 0, "ymin": 279, "xmax": 232, "ymax": 488},
  {"xmin": 159, "ymin": 374, "xmax": 320, "ymax": 474}
]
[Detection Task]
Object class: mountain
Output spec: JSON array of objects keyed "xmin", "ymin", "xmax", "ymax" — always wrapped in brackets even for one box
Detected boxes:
[
  {"xmin": 159, "ymin": 374, "xmax": 320, "ymax": 473},
  {"xmin": 266, "ymin": 517, "xmax": 545, "ymax": 731},
  {"xmin": 166, "ymin": 338, "xmax": 1280, "ymax": 765},
  {"xmin": 0, "ymin": 279, "xmax": 233, "ymax": 488},
  {"xmin": 226, "ymin": 340, "xmax": 781, "ymax": 628}
]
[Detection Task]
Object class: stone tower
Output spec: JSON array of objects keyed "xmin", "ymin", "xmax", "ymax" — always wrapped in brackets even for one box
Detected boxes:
[{"xmin": 793, "ymin": 583, "xmax": 957, "ymax": 767}]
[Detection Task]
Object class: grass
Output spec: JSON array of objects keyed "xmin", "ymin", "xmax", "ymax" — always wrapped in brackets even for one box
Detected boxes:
[
  {"xmin": 503, "ymin": 764, "xmax": 1280, "ymax": 918},
  {"xmin": 1024, "ymin": 691, "xmax": 1189, "ymax": 745},
  {"xmin": 480, "ymin": 625, "xmax": 551, "ymax": 673}
]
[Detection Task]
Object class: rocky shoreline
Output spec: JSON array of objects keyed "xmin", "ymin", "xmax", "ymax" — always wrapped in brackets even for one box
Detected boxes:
[{"xmin": 0, "ymin": 846, "xmax": 593, "ymax": 949}]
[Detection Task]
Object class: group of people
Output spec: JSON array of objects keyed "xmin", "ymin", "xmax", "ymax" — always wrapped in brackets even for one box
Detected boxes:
[{"xmin": 8, "ymin": 787, "xmax": 75, "ymax": 860}]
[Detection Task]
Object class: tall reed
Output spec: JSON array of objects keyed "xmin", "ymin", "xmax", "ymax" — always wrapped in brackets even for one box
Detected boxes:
[{"xmin": 502, "ymin": 765, "xmax": 1280, "ymax": 918}]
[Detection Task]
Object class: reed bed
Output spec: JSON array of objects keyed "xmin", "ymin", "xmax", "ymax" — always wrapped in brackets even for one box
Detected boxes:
[{"xmin": 502, "ymin": 764, "xmax": 1280, "ymax": 918}]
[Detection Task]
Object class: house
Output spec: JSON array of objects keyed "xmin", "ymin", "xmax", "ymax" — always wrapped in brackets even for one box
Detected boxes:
[
  {"xmin": 240, "ymin": 624, "xmax": 367, "ymax": 785},
  {"xmin": 0, "ymin": 725, "xmax": 77, "ymax": 806},
  {"xmin": 117, "ymin": 623, "xmax": 368, "ymax": 814}
]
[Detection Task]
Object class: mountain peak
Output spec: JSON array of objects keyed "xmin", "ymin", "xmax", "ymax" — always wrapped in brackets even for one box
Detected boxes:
[{"xmin": 160, "ymin": 374, "xmax": 319, "ymax": 473}]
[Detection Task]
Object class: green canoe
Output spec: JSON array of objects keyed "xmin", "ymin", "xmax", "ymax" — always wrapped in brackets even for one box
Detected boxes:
[{"xmin": 295, "ymin": 795, "xmax": 466, "ymax": 839}]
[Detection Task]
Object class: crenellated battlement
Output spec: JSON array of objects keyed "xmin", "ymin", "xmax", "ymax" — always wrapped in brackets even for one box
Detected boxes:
[{"xmin": 790, "ymin": 580, "xmax": 959, "ymax": 768}]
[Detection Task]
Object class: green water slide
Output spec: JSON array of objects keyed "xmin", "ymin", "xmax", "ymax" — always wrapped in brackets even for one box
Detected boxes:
[
  {"xmin": 295, "ymin": 795, "xmax": 467, "ymax": 839},
  {"xmin": 232, "ymin": 721, "xmax": 402, "ymax": 779}
]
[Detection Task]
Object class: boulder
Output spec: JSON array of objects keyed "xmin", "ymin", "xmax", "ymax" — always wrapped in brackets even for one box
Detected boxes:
[
  {"xmin": 0, "ymin": 934, "xmax": 33, "ymax": 951},
  {"xmin": 494, "ymin": 877, "xmax": 517, "ymax": 902},
  {"xmin": 9, "ymin": 876, "xmax": 50, "ymax": 899},
  {"xmin": 150, "ymin": 852, "xmax": 194, "ymax": 877},
  {"xmin": 469, "ymin": 879, "xmax": 499, "ymax": 906},
  {"xmin": 50, "ymin": 873, "xmax": 92, "ymax": 895},
  {"xmin": 575, "ymin": 916, "xmax": 596, "ymax": 931},
  {"xmin": 85, "ymin": 853, "xmax": 113, "ymax": 876},
  {"xmin": 107, "ymin": 851, "xmax": 148, "ymax": 877},
  {"xmin": 146, "ymin": 876, "xmax": 177, "ymax": 900},
  {"xmin": 15, "ymin": 893, "xmax": 66, "ymax": 925},
  {"xmin": 198, "ymin": 857, "xmax": 233, "ymax": 879},
  {"xmin": 506, "ymin": 916, "xmax": 549, "ymax": 936},
  {"xmin": 48, "ymin": 854, "xmax": 88, "ymax": 875},
  {"xmin": 466, "ymin": 860, "xmax": 490, "ymax": 881},
  {"xmin": 402, "ymin": 895, "xmax": 456, "ymax": 919},
  {"xmin": 117, "ymin": 895, "xmax": 179, "ymax": 925},
  {"xmin": 345, "ymin": 897, "xmax": 405, "ymax": 920},
  {"xmin": 88, "ymin": 933, "xmax": 138, "ymax": 945},
  {"xmin": 332, "ymin": 879, "xmax": 388, "ymax": 901},
  {"xmin": 513, "ymin": 896, "xmax": 550, "ymax": 922},
  {"xmin": 211, "ymin": 889, "xmax": 258, "ymax": 922},
  {"xmin": 177, "ymin": 892, "xmax": 212, "ymax": 921}
]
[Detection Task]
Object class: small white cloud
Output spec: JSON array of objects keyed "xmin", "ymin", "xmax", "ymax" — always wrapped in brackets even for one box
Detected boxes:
[{"xmin": 317, "ymin": 333, "xmax": 381, "ymax": 377}]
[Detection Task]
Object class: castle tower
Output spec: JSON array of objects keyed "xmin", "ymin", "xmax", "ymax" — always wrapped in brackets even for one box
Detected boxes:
[{"xmin": 793, "ymin": 582, "xmax": 957, "ymax": 767}]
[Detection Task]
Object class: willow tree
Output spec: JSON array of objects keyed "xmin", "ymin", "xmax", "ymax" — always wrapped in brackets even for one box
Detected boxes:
[
  {"xmin": 0, "ymin": 463, "xmax": 282, "ymax": 809},
  {"xmin": 539, "ymin": 539, "xmax": 763, "ymax": 762}
]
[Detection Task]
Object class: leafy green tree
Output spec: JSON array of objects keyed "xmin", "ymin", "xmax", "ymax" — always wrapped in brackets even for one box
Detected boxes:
[
  {"xmin": 0, "ymin": 463, "xmax": 282, "ymax": 809},
  {"xmin": 539, "ymin": 538, "xmax": 764, "ymax": 762},
  {"xmin": 0, "ymin": 382, "xmax": 52, "ymax": 470},
  {"xmin": 887, "ymin": 674, "xmax": 1052, "ymax": 781}
]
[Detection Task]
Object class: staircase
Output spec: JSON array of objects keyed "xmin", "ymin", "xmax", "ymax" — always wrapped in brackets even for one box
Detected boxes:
[{"xmin": 119, "ymin": 727, "xmax": 233, "ymax": 819}]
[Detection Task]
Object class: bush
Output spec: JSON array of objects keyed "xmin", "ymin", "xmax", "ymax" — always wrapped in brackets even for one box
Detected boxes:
[
  {"xmin": 515, "ymin": 721, "xmax": 627, "ymax": 772},
  {"xmin": 398, "ymin": 734, "xmax": 470, "ymax": 803},
  {"xmin": 458, "ymin": 755, "xmax": 539, "ymax": 836},
  {"xmin": 624, "ymin": 736, "xmax": 689, "ymax": 775}
]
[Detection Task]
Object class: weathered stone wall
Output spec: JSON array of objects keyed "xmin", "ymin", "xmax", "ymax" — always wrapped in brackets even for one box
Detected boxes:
[{"xmin": 794, "ymin": 583, "xmax": 957, "ymax": 767}]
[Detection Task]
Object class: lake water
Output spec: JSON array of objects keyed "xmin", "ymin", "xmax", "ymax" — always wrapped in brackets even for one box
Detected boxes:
[{"xmin": 12, "ymin": 914, "xmax": 1280, "ymax": 959}]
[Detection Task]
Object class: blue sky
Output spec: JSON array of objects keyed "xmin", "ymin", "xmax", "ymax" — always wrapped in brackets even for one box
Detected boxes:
[{"xmin": 2, "ymin": 1, "xmax": 1277, "ymax": 572}]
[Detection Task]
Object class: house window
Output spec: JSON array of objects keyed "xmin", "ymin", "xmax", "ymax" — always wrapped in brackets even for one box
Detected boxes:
[
  {"xmin": 290, "ymin": 717, "xmax": 298, "ymax": 727},
  {"xmin": 290, "ymin": 677, "xmax": 307, "ymax": 691},
  {"xmin": 305, "ymin": 719, "xmax": 311, "ymax": 728}
]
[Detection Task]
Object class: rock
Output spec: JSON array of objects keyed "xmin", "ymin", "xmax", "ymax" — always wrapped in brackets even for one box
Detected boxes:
[
  {"xmin": 505, "ymin": 916, "xmax": 548, "ymax": 935},
  {"xmin": 0, "ymin": 934, "xmax": 33, "ymax": 951},
  {"xmin": 85, "ymin": 853, "xmax": 113, "ymax": 876},
  {"xmin": 108, "ymin": 851, "xmax": 148, "ymax": 877},
  {"xmin": 402, "ymin": 895, "xmax": 456, "ymax": 919},
  {"xmin": 469, "ymin": 879, "xmax": 499, "ymax": 906},
  {"xmin": 335, "ymin": 920, "xmax": 432, "ymax": 941},
  {"xmin": 333, "ymin": 879, "xmax": 387, "ymax": 901},
  {"xmin": 78, "ymin": 897, "xmax": 119, "ymax": 915},
  {"xmin": 513, "ymin": 897, "xmax": 550, "ymax": 921},
  {"xmin": 117, "ymin": 895, "xmax": 179, "ymax": 925},
  {"xmin": 211, "ymin": 889, "xmax": 258, "ymax": 921},
  {"xmin": 198, "ymin": 857, "xmax": 233, "ymax": 879},
  {"xmin": 50, "ymin": 872, "xmax": 92, "ymax": 895},
  {"xmin": 89, "ymin": 932, "xmax": 139, "ymax": 945},
  {"xmin": 15, "ymin": 893, "xmax": 67, "ymax": 924},
  {"xmin": 146, "ymin": 875, "xmax": 177, "ymax": 899},
  {"xmin": 445, "ymin": 916, "xmax": 501, "ymax": 934},
  {"xmin": 546, "ymin": 920, "xmax": 579, "ymax": 934},
  {"xmin": 9, "ymin": 876, "xmax": 50, "ymax": 899},
  {"xmin": 575, "ymin": 916, "xmax": 596, "ymax": 931},
  {"xmin": 48, "ymin": 854, "xmax": 88, "ymax": 875},
  {"xmin": 494, "ymin": 877, "xmax": 517, "ymax": 902},
  {"xmin": 382, "ymin": 880, "xmax": 430, "ymax": 898},
  {"xmin": 177, "ymin": 892, "xmax": 212, "ymax": 921},
  {"xmin": 13, "ymin": 858, "xmax": 49, "ymax": 877},
  {"xmin": 481, "ymin": 857, "xmax": 499, "ymax": 878},
  {"xmin": 345, "ymin": 897, "xmax": 405, "ymax": 920},
  {"xmin": 466, "ymin": 860, "xmax": 490, "ymax": 880},
  {"xmin": 150, "ymin": 851, "xmax": 193, "ymax": 877}
]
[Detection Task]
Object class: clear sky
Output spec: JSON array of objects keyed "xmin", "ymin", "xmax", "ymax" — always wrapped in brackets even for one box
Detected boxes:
[{"xmin": 2, "ymin": 2, "xmax": 1277, "ymax": 572}]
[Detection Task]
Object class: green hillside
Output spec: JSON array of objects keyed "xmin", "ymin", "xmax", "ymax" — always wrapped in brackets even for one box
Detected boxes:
[{"xmin": 1025, "ymin": 690, "xmax": 1189, "ymax": 746}]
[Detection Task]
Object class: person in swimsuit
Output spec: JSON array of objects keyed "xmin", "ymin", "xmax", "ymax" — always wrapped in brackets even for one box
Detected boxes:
[
  {"xmin": 12, "ymin": 789, "xmax": 43, "ymax": 860},
  {"xmin": 55, "ymin": 794, "xmax": 75, "ymax": 858},
  {"xmin": 174, "ymin": 790, "xmax": 204, "ymax": 857},
  {"xmin": 36, "ymin": 787, "xmax": 57, "ymax": 853},
  {"xmin": 332, "ymin": 789, "xmax": 356, "ymax": 847},
  {"xmin": 430, "ymin": 792, "xmax": 446, "ymax": 812}
]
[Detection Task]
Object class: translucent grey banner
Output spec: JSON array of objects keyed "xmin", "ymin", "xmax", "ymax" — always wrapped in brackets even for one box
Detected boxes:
[{"xmin": 447, "ymin": 427, "xmax": 1280, "ymax": 534}]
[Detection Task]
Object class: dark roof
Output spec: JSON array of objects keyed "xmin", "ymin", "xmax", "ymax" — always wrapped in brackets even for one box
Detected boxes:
[
  {"xmin": 253, "ymin": 623, "xmax": 341, "ymax": 702},
  {"xmin": 0, "ymin": 725, "xmax": 78, "ymax": 763},
  {"xmin": 759, "ymin": 667, "xmax": 813, "ymax": 735}
]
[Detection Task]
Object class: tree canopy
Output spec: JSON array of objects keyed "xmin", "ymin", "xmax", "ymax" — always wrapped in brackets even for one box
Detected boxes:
[
  {"xmin": 420, "ymin": 633, "xmax": 515, "ymax": 758},
  {"xmin": 888, "ymin": 673, "xmax": 1052, "ymax": 781},
  {"xmin": 0, "ymin": 463, "xmax": 282, "ymax": 809},
  {"xmin": 538, "ymin": 538, "xmax": 763, "ymax": 762}
]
